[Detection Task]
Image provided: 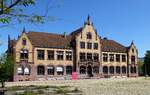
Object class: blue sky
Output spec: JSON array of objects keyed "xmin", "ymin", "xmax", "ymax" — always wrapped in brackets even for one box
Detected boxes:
[{"xmin": 0, "ymin": 0, "xmax": 150, "ymax": 57}]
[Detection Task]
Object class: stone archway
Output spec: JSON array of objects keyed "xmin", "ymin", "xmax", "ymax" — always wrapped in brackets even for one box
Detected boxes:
[{"xmin": 87, "ymin": 65, "xmax": 93, "ymax": 77}]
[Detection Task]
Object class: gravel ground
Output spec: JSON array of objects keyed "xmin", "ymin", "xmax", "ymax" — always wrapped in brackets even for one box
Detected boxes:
[{"xmin": 5, "ymin": 77, "xmax": 150, "ymax": 95}]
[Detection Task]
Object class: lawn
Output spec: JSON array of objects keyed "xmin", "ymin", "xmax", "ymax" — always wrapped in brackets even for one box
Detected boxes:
[{"xmin": 4, "ymin": 77, "xmax": 150, "ymax": 95}]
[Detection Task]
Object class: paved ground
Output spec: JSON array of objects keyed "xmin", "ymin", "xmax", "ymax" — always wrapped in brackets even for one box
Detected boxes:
[{"xmin": 5, "ymin": 77, "xmax": 150, "ymax": 95}]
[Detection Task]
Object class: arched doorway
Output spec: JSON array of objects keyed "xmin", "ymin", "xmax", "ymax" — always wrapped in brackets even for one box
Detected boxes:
[{"xmin": 87, "ymin": 65, "xmax": 93, "ymax": 77}]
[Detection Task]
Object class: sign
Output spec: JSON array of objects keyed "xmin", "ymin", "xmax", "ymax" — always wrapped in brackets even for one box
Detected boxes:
[
  {"xmin": 72, "ymin": 72, "xmax": 78, "ymax": 80},
  {"xmin": 56, "ymin": 67, "xmax": 63, "ymax": 72}
]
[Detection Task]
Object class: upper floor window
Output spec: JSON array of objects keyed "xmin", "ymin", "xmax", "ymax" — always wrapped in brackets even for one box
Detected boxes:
[
  {"xmin": 87, "ymin": 32, "xmax": 92, "ymax": 39},
  {"xmin": 22, "ymin": 38, "xmax": 26, "ymax": 45},
  {"xmin": 66, "ymin": 51, "xmax": 72, "ymax": 61},
  {"xmin": 93, "ymin": 53, "xmax": 99, "ymax": 62},
  {"xmin": 20, "ymin": 50, "xmax": 28, "ymax": 59},
  {"xmin": 109, "ymin": 54, "xmax": 114, "ymax": 62},
  {"xmin": 80, "ymin": 53, "xmax": 86, "ymax": 62},
  {"xmin": 116, "ymin": 54, "xmax": 120, "ymax": 62},
  {"xmin": 94, "ymin": 43, "xmax": 98, "ymax": 50},
  {"xmin": 131, "ymin": 56, "xmax": 135, "ymax": 64},
  {"xmin": 47, "ymin": 50, "xmax": 54, "ymax": 60},
  {"xmin": 87, "ymin": 42, "xmax": 92, "ymax": 49},
  {"xmin": 57, "ymin": 51, "xmax": 64, "ymax": 60},
  {"xmin": 87, "ymin": 53, "xmax": 92, "ymax": 61},
  {"xmin": 103, "ymin": 53, "xmax": 108, "ymax": 62},
  {"xmin": 122, "ymin": 55, "xmax": 126, "ymax": 62},
  {"xmin": 132, "ymin": 49, "xmax": 134, "ymax": 53},
  {"xmin": 37, "ymin": 50, "xmax": 45, "ymax": 60},
  {"xmin": 80, "ymin": 42, "xmax": 85, "ymax": 49}
]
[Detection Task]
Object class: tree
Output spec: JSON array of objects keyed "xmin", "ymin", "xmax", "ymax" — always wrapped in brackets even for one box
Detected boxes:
[
  {"xmin": 0, "ymin": 0, "xmax": 53, "ymax": 24},
  {"xmin": 137, "ymin": 60, "xmax": 144, "ymax": 76},
  {"xmin": 0, "ymin": 54, "xmax": 14, "ymax": 88},
  {"xmin": 144, "ymin": 50, "xmax": 150, "ymax": 76}
]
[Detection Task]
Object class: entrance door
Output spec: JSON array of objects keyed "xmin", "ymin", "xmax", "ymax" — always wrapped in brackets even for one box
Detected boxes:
[{"xmin": 87, "ymin": 65, "xmax": 93, "ymax": 77}]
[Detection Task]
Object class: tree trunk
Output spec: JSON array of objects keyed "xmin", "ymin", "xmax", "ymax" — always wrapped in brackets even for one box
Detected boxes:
[{"xmin": 0, "ymin": 81, "xmax": 5, "ymax": 88}]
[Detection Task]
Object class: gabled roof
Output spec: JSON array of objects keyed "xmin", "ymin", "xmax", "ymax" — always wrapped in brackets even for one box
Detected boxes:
[
  {"xmin": 101, "ymin": 39, "xmax": 127, "ymax": 53},
  {"xmin": 70, "ymin": 27, "xmax": 83, "ymax": 36},
  {"xmin": 26, "ymin": 32, "xmax": 72, "ymax": 49}
]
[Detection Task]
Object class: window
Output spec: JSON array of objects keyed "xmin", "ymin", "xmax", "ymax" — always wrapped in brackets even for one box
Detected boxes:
[
  {"xmin": 22, "ymin": 38, "xmax": 26, "ymax": 45},
  {"xmin": 116, "ymin": 54, "xmax": 120, "ymax": 62},
  {"xmin": 80, "ymin": 53, "xmax": 86, "ymax": 61},
  {"xmin": 122, "ymin": 66, "xmax": 126, "ymax": 74},
  {"xmin": 37, "ymin": 50, "xmax": 45, "ymax": 60},
  {"xmin": 87, "ymin": 42, "xmax": 92, "ymax": 49},
  {"xmin": 94, "ymin": 43, "xmax": 98, "ymax": 50},
  {"xmin": 80, "ymin": 66, "xmax": 86, "ymax": 74},
  {"xmin": 17, "ymin": 67, "xmax": 23, "ymax": 75},
  {"xmin": 47, "ymin": 50, "xmax": 54, "ymax": 60},
  {"xmin": 47, "ymin": 66, "xmax": 54, "ymax": 75},
  {"xmin": 80, "ymin": 42, "xmax": 85, "ymax": 49},
  {"xmin": 57, "ymin": 51, "xmax": 64, "ymax": 60},
  {"xmin": 131, "ymin": 56, "xmax": 135, "ymax": 64},
  {"xmin": 66, "ymin": 66, "xmax": 72, "ymax": 75},
  {"xmin": 122, "ymin": 55, "xmax": 126, "ymax": 62},
  {"xmin": 132, "ymin": 49, "xmax": 134, "ymax": 53},
  {"xmin": 93, "ymin": 53, "xmax": 99, "ymax": 62},
  {"xmin": 103, "ymin": 53, "xmax": 108, "ymax": 62},
  {"xmin": 20, "ymin": 50, "xmax": 28, "ymax": 59},
  {"xmin": 56, "ymin": 66, "xmax": 64, "ymax": 75},
  {"xmin": 24, "ymin": 67, "xmax": 30, "ymax": 75},
  {"xmin": 93, "ymin": 66, "xmax": 99, "ymax": 74},
  {"xmin": 116, "ymin": 66, "xmax": 120, "ymax": 74},
  {"xmin": 110, "ymin": 66, "xmax": 114, "ymax": 74},
  {"xmin": 66, "ymin": 51, "xmax": 72, "ymax": 61},
  {"xmin": 109, "ymin": 54, "xmax": 114, "ymax": 62},
  {"xmin": 87, "ymin": 53, "xmax": 92, "ymax": 61},
  {"xmin": 37, "ymin": 65, "xmax": 45, "ymax": 75},
  {"xmin": 87, "ymin": 32, "xmax": 92, "ymax": 39},
  {"xmin": 103, "ymin": 66, "xmax": 108, "ymax": 74}
]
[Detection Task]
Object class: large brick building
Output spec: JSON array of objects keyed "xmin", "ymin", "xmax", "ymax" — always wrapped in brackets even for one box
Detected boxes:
[{"xmin": 8, "ymin": 17, "xmax": 138, "ymax": 81}]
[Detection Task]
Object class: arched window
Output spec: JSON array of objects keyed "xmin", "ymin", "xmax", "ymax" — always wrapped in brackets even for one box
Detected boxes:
[
  {"xmin": 66, "ymin": 66, "xmax": 73, "ymax": 75},
  {"xmin": 22, "ymin": 38, "xmax": 26, "ymax": 45},
  {"xmin": 47, "ymin": 65, "xmax": 55, "ymax": 75},
  {"xmin": 56, "ymin": 66, "xmax": 64, "ymax": 75},
  {"xmin": 109, "ymin": 66, "xmax": 114, "ymax": 74},
  {"xmin": 80, "ymin": 66, "xmax": 86, "ymax": 74},
  {"xmin": 131, "ymin": 66, "xmax": 134, "ymax": 73},
  {"xmin": 103, "ymin": 66, "xmax": 108, "ymax": 74},
  {"xmin": 24, "ymin": 66, "xmax": 30, "ymax": 75},
  {"xmin": 116, "ymin": 66, "xmax": 120, "ymax": 74},
  {"xmin": 93, "ymin": 66, "xmax": 99, "ymax": 74},
  {"xmin": 37, "ymin": 65, "xmax": 45, "ymax": 75},
  {"xmin": 122, "ymin": 66, "xmax": 126, "ymax": 74},
  {"xmin": 87, "ymin": 32, "xmax": 92, "ymax": 39},
  {"xmin": 134, "ymin": 67, "xmax": 137, "ymax": 73}
]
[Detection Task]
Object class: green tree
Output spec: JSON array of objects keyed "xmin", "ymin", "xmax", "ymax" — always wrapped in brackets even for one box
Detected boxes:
[
  {"xmin": 0, "ymin": 0, "xmax": 53, "ymax": 24},
  {"xmin": 0, "ymin": 54, "xmax": 14, "ymax": 88},
  {"xmin": 144, "ymin": 50, "xmax": 150, "ymax": 76},
  {"xmin": 137, "ymin": 60, "xmax": 144, "ymax": 76}
]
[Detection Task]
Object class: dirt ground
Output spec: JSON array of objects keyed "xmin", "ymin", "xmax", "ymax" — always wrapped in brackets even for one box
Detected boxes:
[{"xmin": 5, "ymin": 77, "xmax": 150, "ymax": 95}]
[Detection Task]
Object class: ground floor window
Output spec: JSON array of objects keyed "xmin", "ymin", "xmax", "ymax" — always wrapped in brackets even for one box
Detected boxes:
[
  {"xmin": 80, "ymin": 66, "xmax": 86, "ymax": 74},
  {"xmin": 47, "ymin": 66, "xmax": 55, "ymax": 75},
  {"xmin": 66, "ymin": 66, "xmax": 72, "ymax": 75},
  {"xmin": 37, "ymin": 65, "xmax": 45, "ymax": 75},
  {"xmin": 24, "ymin": 66, "xmax": 30, "ymax": 75},
  {"xmin": 122, "ymin": 66, "xmax": 126, "ymax": 74},
  {"xmin": 103, "ymin": 66, "xmax": 108, "ymax": 74},
  {"xmin": 56, "ymin": 66, "xmax": 64, "ymax": 75},
  {"xmin": 116, "ymin": 66, "xmax": 120, "ymax": 74},
  {"xmin": 93, "ymin": 66, "xmax": 99, "ymax": 74},
  {"xmin": 110, "ymin": 66, "xmax": 114, "ymax": 74},
  {"xmin": 131, "ymin": 66, "xmax": 136, "ymax": 73},
  {"xmin": 17, "ymin": 67, "xmax": 23, "ymax": 75}
]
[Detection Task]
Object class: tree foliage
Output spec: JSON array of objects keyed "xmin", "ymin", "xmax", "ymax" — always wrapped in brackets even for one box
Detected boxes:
[
  {"xmin": 0, "ymin": 54, "xmax": 14, "ymax": 88},
  {"xmin": 144, "ymin": 50, "xmax": 150, "ymax": 76},
  {"xmin": 0, "ymin": 0, "xmax": 51, "ymax": 24}
]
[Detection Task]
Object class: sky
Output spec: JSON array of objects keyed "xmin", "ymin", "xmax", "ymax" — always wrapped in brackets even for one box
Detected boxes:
[{"xmin": 0, "ymin": 0, "xmax": 150, "ymax": 57}]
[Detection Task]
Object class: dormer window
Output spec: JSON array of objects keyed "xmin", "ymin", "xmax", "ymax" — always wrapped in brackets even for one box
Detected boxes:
[
  {"xmin": 22, "ymin": 38, "xmax": 26, "ymax": 45},
  {"xmin": 87, "ymin": 32, "xmax": 92, "ymax": 39}
]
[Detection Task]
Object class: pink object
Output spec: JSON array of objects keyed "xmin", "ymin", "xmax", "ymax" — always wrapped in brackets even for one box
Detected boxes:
[{"xmin": 72, "ymin": 72, "xmax": 78, "ymax": 80}]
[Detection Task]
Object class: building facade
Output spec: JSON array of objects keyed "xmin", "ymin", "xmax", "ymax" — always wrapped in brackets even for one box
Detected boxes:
[{"xmin": 8, "ymin": 17, "xmax": 138, "ymax": 81}]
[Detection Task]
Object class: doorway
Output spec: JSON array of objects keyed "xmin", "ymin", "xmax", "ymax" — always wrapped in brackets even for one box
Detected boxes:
[{"xmin": 87, "ymin": 65, "xmax": 93, "ymax": 77}]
